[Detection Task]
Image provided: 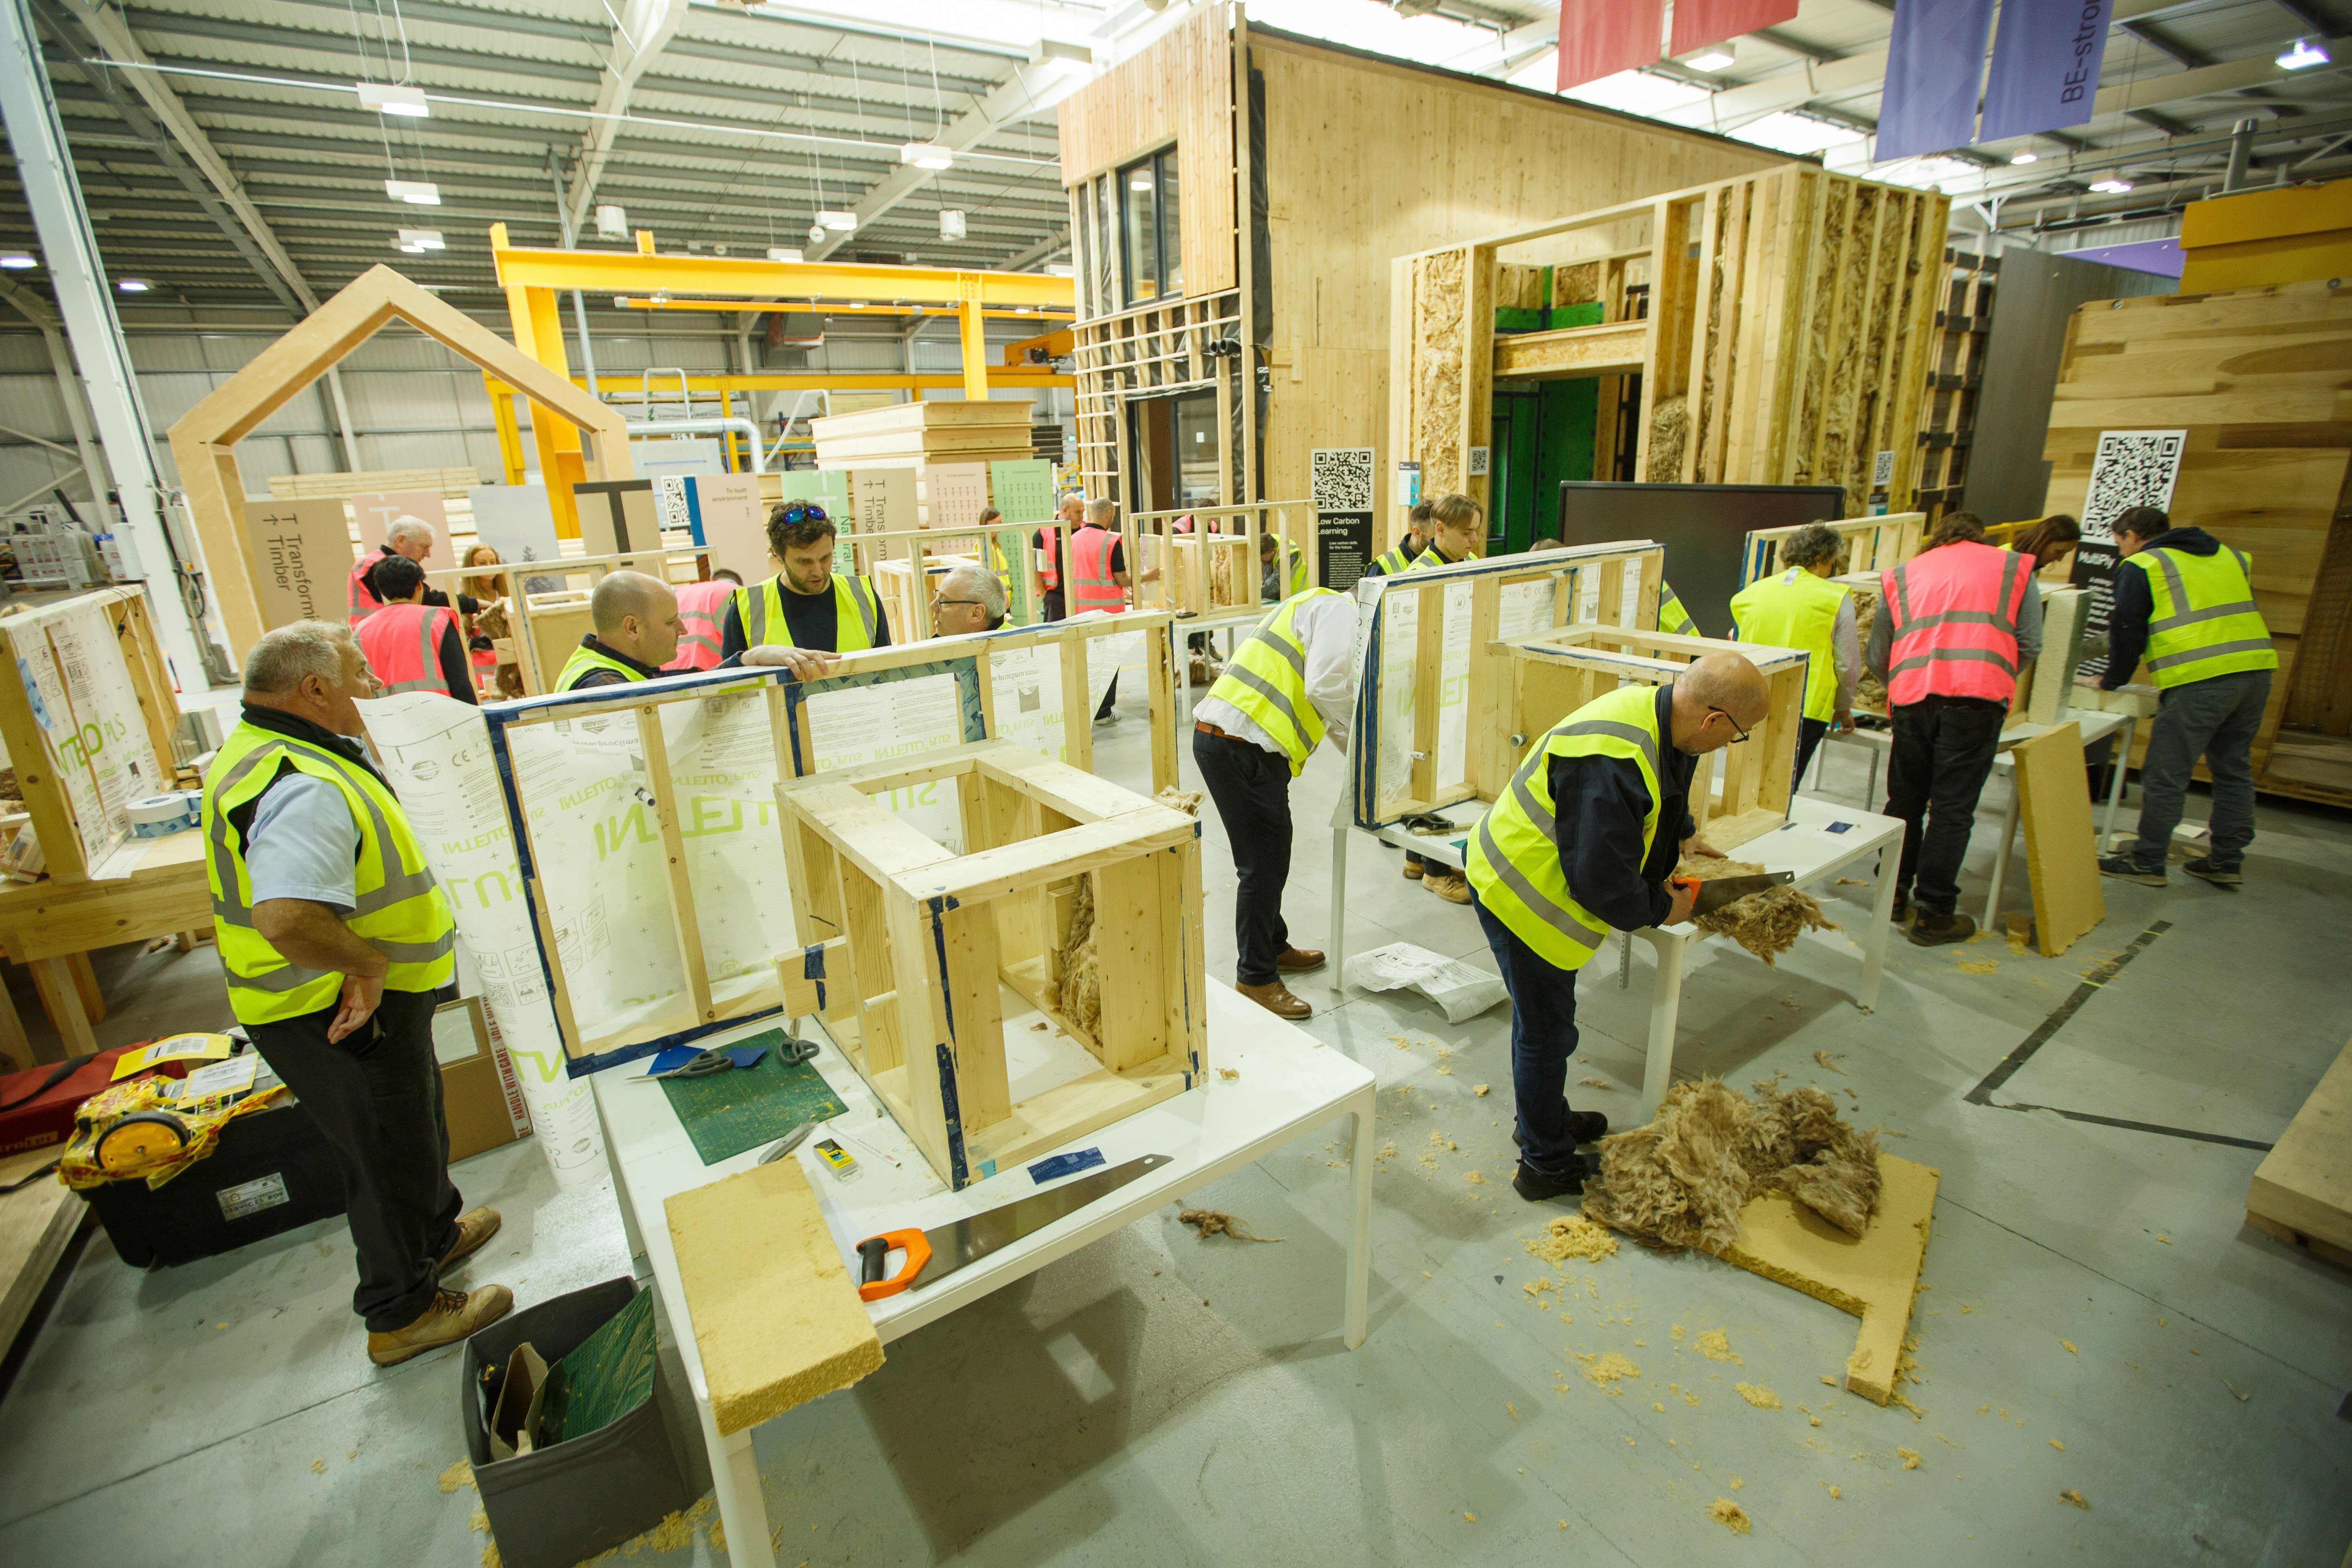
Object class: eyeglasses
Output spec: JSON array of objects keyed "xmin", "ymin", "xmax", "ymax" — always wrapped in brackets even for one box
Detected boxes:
[
  {"xmin": 775, "ymin": 503, "xmax": 829, "ymax": 526},
  {"xmin": 1708, "ymin": 706, "xmax": 1753, "ymax": 744},
  {"xmin": 930, "ymin": 597, "xmax": 984, "ymax": 611}
]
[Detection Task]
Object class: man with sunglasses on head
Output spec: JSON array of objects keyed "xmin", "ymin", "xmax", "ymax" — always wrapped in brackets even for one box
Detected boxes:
[
  {"xmin": 1466, "ymin": 651, "xmax": 1768, "ymax": 1204},
  {"xmin": 719, "ymin": 503, "xmax": 891, "ymax": 659}
]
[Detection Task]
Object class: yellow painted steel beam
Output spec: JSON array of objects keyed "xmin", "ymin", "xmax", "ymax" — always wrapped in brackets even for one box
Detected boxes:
[
  {"xmin": 483, "ymin": 370, "xmax": 1073, "ymax": 397},
  {"xmin": 489, "ymin": 233, "xmax": 1074, "ymax": 309},
  {"xmin": 960, "ymin": 286, "xmax": 989, "ymax": 399},
  {"xmin": 610, "ymin": 296, "xmax": 1073, "ymax": 322}
]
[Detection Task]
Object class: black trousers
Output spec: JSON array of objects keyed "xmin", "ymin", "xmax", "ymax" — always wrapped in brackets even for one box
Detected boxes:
[
  {"xmin": 246, "ymin": 985, "xmax": 463, "ymax": 1331},
  {"xmin": 1884, "ymin": 695, "xmax": 2007, "ymax": 918},
  {"xmin": 1040, "ymin": 589, "xmax": 1065, "ymax": 624},
  {"xmin": 1194, "ymin": 729, "xmax": 1292, "ymax": 987},
  {"xmin": 1795, "ymin": 716, "xmax": 1829, "ymax": 785},
  {"xmin": 1096, "ymin": 673, "xmax": 1119, "ymax": 720}
]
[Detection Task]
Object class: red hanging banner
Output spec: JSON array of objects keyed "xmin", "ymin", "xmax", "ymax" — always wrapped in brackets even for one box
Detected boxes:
[
  {"xmin": 1668, "ymin": 0, "xmax": 1800, "ymax": 59},
  {"xmin": 1557, "ymin": 0, "xmax": 1666, "ymax": 94}
]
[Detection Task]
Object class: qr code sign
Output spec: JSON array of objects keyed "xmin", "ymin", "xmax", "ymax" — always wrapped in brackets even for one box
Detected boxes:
[
  {"xmin": 2082, "ymin": 430, "xmax": 2185, "ymax": 540},
  {"xmin": 1311, "ymin": 448, "xmax": 1374, "ymax": 512}
]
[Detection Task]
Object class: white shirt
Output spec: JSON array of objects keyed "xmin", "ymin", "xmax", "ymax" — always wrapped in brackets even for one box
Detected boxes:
[{"xmin": 1196, "ymin": 592, "xmax": 1356, "ymax": 757}]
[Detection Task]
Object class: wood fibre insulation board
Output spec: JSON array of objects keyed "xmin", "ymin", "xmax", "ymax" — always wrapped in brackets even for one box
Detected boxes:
[
  {"xmin": 1721, "ymin": 1152, "xmax": 1938, "ymax": 1407},
  {"xmin": 2247, "ymin": 1036, "xmax": 2352, "ymax": 1259},
  {"xmin": 665, "ymin": 1158, "xmax": 883, "ymax": 1437},
  {"xmin": 2011, "ymin": 722, "xmax": 2105, "ymax": 958}
]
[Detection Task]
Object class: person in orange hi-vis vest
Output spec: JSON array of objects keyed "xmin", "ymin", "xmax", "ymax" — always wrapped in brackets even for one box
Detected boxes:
[
  {"xmin": 1066, "ymin": 497, "xmax": 1160, "ymax": 723},
  {"xmin": 354, "ymin": 555, "xmax": 475, "ymax": 704},
  {"xmin": 1864, "ymin": 511, "xmax": 2042, "ymax": 947},
  {"xmin": 1032, "ymin": 491, "xmax": 1083, "ymax": 623},
  {"xmin": 666, "ymin": 570, "xmax": 741, "ymax": 671},
  {"xmin": 347, "ymin": 516, "xmax": 484, "ymax": 629}
]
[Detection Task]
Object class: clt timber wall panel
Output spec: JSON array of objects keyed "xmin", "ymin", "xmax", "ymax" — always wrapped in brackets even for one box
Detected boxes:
[{"xmin": 2040, "ymin": 280, "xmax": 2352, "ymax": 807}]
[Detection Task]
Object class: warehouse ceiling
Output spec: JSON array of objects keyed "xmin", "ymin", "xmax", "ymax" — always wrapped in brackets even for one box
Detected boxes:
[{"xmin": 1, "ymin": 0, "xmax": 2348, "ymax": 314}]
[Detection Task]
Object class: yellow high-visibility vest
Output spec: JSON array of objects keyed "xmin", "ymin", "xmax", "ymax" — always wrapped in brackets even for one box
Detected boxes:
[
  {"xmin": 733, "ymin": 572, "xmax": 882, "ymax": 652},
  {"xmin": 1731, "ymin": 568, "xmax": 1848, "ymax": 721},
  {"xmin": 2129, "ymin": 546, "xmax": 2277, "ymax": 688},
  {"xmin": 1201, "ymin": 588, "xmax": 1344, "ymax": 775}
]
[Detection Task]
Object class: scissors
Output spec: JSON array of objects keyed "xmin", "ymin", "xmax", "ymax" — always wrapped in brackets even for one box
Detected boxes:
[{"xmin": 631, "ymin": 1049, "xmax": 738, "ymax": 1083}]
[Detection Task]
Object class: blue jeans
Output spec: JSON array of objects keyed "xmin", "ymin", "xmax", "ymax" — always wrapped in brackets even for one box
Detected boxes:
[
  {"xmin": 2130, "ymin": 669, "xmax": 2270, "ymax": 871},
  {"xmin": 1474, "ymin": 890, "xmax": 1585, "ymax": 1176}
]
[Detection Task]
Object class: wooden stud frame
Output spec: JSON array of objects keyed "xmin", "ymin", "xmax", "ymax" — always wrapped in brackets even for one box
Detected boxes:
[
  {"xmin": 1738, "ymin": 511, "xmax": 1924, "ymax": 588},
  {"xmin": 1349, "ymin": 541, "xmax": 1666, "ymax": 828},
  {"xmin": 420, "ymin": 543, "xmax": 713, "ymax": 697},
  {"xmin": 1499, "ymin": 625, "xmax": 1811, "ymax": 853},
  {"xmin": 1390, "ymin": 166, "xmax": 1949, "ymax": 543},
  {"xmin": 165, "ymin": 265, "xmax": 635, "ymax": 661},
  {"xmin": 1127, "ymin": 501, "xmax": 1316, "ymax": 628},
  {"xmin": 480, "ymin": 611, "xmax": 1180, "ymax": 1071},
  {"xmin": 774, "ymin": 738, "xmax": 1205, "ymax": 1189}
]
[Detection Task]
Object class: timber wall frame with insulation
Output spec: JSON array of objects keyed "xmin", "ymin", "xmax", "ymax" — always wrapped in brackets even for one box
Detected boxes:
[
  {"xmin": 1392, "ymin": 166, "xmax": 1950, "ymax": 537},
  {"xmin": 1739, "ymin": 511, "xmax": 1924, "ymax": 588},
  {"xmin": 165, "ymin": 265, "xmax": 634, "ymax": 662},
  {"xmin": 1055, "ymin": 6, "xmax": 1787, "ymax": 519},
  {"xmin": 776, "ymin": 739, "xmax": 1205, "ymax": 1190},
  {"xmin": 477, "ymin": 611, "xmax": 1180, "ymax": 1072},
  {"xmin": 2040, "ymin": 279, "xmax": 2352, "ymax": 809}
]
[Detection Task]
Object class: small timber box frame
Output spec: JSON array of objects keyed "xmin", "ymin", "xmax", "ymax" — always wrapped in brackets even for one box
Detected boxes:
[{"xmin": 774, "ymin": 739, "xmax": 1206, "ymax": 1190}]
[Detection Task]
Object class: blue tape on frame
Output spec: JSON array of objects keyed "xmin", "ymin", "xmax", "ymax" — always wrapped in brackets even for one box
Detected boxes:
[{"xmin": 1028, "ymin": 1147, "xmax": 1105, "ymax": 1183}]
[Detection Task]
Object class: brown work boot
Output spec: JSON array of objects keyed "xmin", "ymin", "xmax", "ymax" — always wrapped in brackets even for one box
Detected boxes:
[
  {"xmin": 367, "ymin": 1285, "xmax": 514, "ymax": 1367},
  {"xmin": 1276, "ymin": 947, "xmax": 1326, "ymax": 973},
  {"xmin": 1236, "ymin": 980, "xmax": 1312, "ymax": 1020},
  {"xmin": 1423, "ymin": 872, "xmax": 1473, "ymax": 905},
  {"xmin": 438, "ymin": 1207, "xmax": 502, "ymax": 1274},
  {"xmin": 1402, "ymin": 859, "xmax": 1424, "ymax": 881}
]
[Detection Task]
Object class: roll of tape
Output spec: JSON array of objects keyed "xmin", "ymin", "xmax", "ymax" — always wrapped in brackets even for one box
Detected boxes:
[{"xmin": 127, "ymin": 792, "xmax": 199, "ymax": 826}]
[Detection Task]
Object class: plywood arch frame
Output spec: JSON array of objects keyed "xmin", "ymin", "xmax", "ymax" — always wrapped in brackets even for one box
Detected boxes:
[{"xmin": 167, "ymin": 264, "xmax": 635, "ymax": 659}]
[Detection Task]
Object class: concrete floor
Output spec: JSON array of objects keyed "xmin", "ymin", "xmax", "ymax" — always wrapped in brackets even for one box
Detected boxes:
[{"xmin": 3, "ymin": 672, "xmax": 2349, "ymax": 1567}]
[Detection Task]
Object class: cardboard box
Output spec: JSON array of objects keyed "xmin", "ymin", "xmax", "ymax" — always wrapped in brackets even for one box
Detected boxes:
[{"xmin": 434, "ymin": 996, "xmax": 533, "ymax": 1162}]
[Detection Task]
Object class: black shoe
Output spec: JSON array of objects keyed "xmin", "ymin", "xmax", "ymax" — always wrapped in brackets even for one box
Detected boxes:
[
  {"xmin": 1512, "ymin": 1153, "xmax": 1600, "ymax": 1202},
  {"xmin": 2181, "ymin": 856, "xmax": 2242, "ymax": 888},
  {"xmin": 1908, "ymin": 910, "xmax": 1976, "ymax": 947},
  {"xmin": 1891, "ymin": 893, "xmax": 1911, "ymax": 924},
  {"xmin": 1512, "ymin": 1111, "xmax": 1609, "ymax": 1151},
  {"xmin": 2098, "ymin": 853, "xmax": 2167, "ymax": 887}
]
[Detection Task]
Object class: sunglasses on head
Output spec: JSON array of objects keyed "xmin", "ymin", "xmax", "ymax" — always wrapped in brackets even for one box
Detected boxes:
[{"xmin": 777, "ymin": 503, "xmax": 829, "ymax": 526}]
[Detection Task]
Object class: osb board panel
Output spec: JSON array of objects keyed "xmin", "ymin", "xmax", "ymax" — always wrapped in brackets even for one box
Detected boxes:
[
  {"xmin": 666, "ymin": 1158, "xmax": 883, "ymax": 1436},
  {"xmin": 2040, "ymin": 281, "xmax": 2352, "ymax": 643},
  {"xmin": 1255, "ymin": 31, "xmax": 1782, "ymax": 515},
  {"xmin": 1721, "ymin": 1153, "xmax": 1939, "ymax": 1407},
  {"xmin": 1056, "ymin": 3, "xmax": 1237, "ymax": 298},
  {"xmin": 2248, "ymin": 1036, "xmax": 2352, "ymax": 1254},
  {"xmin": 2011, "ymin": 724, "xmax": 2105, "ymax": 958}
]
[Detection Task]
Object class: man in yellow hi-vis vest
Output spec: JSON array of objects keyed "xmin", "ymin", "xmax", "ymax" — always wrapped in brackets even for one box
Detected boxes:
[
  {"xmin": 1194, "ymin": 583, "xmax": 1357, "ymax": 1020},
  {"xmin": 1467, "ymin": 652, "xmax": 1768, "ymax": 1202},
  {"xmin": 201, "ymin": 622, "xmax": 512, "ymax": 1365},
  {"xmin": 719, "ymin": 503, "xmax": 890, "ymax": 658},
  {"xmin": 2096, "ymin": 505, "xmax": 2278, "ymax": 889}
]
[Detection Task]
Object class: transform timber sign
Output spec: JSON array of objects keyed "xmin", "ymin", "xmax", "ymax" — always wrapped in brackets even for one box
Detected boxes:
[{"xmin": 242, "ymin": 497, "xmax": 355, "ymax": 628}]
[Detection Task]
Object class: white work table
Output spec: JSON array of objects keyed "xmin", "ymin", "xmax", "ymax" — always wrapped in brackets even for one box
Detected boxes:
[
  {"xmin": 1331, "ymin": 794, "xmax": 1902, "ymax": 1118},
  {"xmin": 590, "ymin": 982, "xmax": 1377, "ymax": 1568},
  {"xmin": 1815, "ymin": 705, "xmax": 2136, "ymax": 930}
]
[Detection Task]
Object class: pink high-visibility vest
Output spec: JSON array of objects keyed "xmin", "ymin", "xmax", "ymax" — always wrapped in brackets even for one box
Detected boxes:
[
  {"xmin": 668, "ymin": 579, "xmax": 734, "ymax": 671},
  {"xmin": 347, "ymin": 546, "xmax": 393, "ymax": 626},
  {"xmin": 1880, "ymin": 541, "xmax": 2033, "ymax": 706},
  {"xmin": 1036, "ymin": 526, "xmax": 1062, "ymax": 590},
  {"xmin": 356, "ymin": 603, "xmax": 461, "ymax": 697},
  {"xmin": 1067, "ymin": 525, "xmax": 1126, "ymax": 615}
]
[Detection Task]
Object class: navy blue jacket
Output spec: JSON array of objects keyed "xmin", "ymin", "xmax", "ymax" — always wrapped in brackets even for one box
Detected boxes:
[
  {"xmin": 2102, "ymin": 526, "xmax": 2221, "ymax": 689},
  {"xmin": 1548, "ymin": 684, "xmax": 1699, "ymax": 933}
]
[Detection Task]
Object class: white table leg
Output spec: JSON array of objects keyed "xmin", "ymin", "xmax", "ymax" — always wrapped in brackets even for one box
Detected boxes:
[
  {"xmin": 2101, "ymin": 715, "xmax": 2134, "ymax": 849},
  {"xmin": 700, "ymin": 1409, "xmax": 775, "ymax": 1568},
  {"xmin": 1345, "ymin": 1089, "xmax": 1373, "ymax": 1350},
  {"xmin": 1858, "ymin": 830, "xmax": 1899, "ymax": 1013},
  {"xmin": 1637, "ymin": 929, "xmax": 1686, "ymax": 1120},
  {"xmin": 1982, "ymin": 777, "xmax": 2021, "ymax": 933},
  {"xmin": 1329, "ymin": 828, "xmax": 1351, "ymax": 990},
  {"xmin": 594, "ymin": 1090, "xmax": 650, "ymax": 1276}
]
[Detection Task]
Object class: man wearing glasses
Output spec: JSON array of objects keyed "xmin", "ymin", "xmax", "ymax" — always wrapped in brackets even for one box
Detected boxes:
[
  {"xmin": 1466, "ymin": 652, "xmax": 1769, "ymax": 1203},
  {"xmin": 931, "ymin": 562, "xmax": 1008, "ymax": 637}
]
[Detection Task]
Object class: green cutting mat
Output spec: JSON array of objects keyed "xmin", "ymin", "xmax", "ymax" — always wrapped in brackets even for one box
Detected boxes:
[
  {"xmin": 540, "ymin": 1289, "xmax": 655, "ymax": 1445},
  {"xmin": 659, "ymin": 1029, "xmax": 847, "ymax": 1165}
]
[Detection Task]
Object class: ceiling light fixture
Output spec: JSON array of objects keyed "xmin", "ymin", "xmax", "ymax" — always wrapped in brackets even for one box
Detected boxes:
[
  {"xmin": 384, "ymin": 179, "xmax": 441, "ymax": 205},
  {"xmin": 2278, "ymin": 37, "xmax": 2330, "ymax": 69},
  {"xmin": 939, "ymin": 209, "xmax": 967, "ymax": 241},
  {"xmin": 356, "ymin": 82, "xmax": 430, "ymax": 117},
  {"xmin": 2010, "ymin": 151, "xmax": 2038, "ymax": 165},
  {"xmin": 1043, "ymin": 263, "xmax": 1074, "ymax": 277},
  {"xmin": 1686, "ymin": 48, "xmax": 1735, "ymax": 72},
  {"xmin": 116, "ymin": 278, "xmax": 149, "ymax": 292},
  {"xmin": 0, "ymin": 253, "xmax": 35, "ymax": 270},
  {"xmin": 398, "ymin": 228, "xmax": 445, "ymax": 250},
  {"xmin": 2088, "ymin": 176, "xmax": 2133, "ymax": 193},
  {"xmin": 768, "ymin": 247, "xmax": 804, "ymax": 263},
  {"xmin": 818, "ymin": 210, "xmax": 856, "ymax": 231},
  {"xmin": 900, "ymin": 142, "xmax": 954, "ymax": 169}
]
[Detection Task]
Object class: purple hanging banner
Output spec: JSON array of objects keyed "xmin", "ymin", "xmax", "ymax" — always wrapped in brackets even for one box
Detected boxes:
[
  {"xmin": 1877, "ymin": 0, "xmax": 1997, "ymax": 161},
  {"xmin": 1980, "ymin": 0, "xmax": 2113, "ymax": 143}
]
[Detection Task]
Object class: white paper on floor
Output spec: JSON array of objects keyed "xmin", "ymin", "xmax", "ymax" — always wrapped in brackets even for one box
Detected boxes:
[{"xmin": 1341, "ymin": 942, "xmax": 1508, "ymax": 1023}]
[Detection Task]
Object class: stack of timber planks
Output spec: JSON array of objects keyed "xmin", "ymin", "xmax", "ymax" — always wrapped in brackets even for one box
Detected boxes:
[
  {"xmin": 2040, "ymin": 280, "xmax": 2352, "ymax": 808},
  {"xmin": 811, "ymin": 402, "xmax": 1040, "ymax": 526},
  {"xmin": 265, "ymin": 466, "xmax": 481, "ymax": 500}
]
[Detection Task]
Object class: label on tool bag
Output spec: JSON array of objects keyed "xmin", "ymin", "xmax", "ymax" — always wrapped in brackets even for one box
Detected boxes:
[{"xmin": 215, "ymin": 1172, "xmax": 290, "ymax": 1222}]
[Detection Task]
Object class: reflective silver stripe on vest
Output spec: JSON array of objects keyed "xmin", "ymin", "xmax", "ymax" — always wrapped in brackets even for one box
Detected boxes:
[
  {"xmin": 374, "ymin": 929, "xmax": 459, "ymax": 965},
  {"xmin": 1237, "ymin": 623, "xmax": 1307, "ymax": 679},
  {"xmin": 229, "ymin": 961, "xmax": 335, "ymax": 995},
  {"xmin": 1889, "ymin": 647, "xmax": 2017, "ymax": 676},
  {"xmin": 1882, "ymin": 608, "xmax": 2014, "ymax": 635},
  {"xmin": 1218, "ymin": 661, "xmax": 1310, "ymax": 742},
  {"xmin": 209, "ymin": 741, "xmax": 439, "ymax": 925},
  {"xmin": 2144, "ymin": 549, "xmax": 2260, "ymax": 633},
  {"xmin": 374, "ymin": 608, "xmax": 445, "ymax": 695},
  {"xmin": 1556, "ymin": 718, "xmax": 1662, "ymax": 783},
  {"xmin": 1473, "ymin": 814, "xmax": 1600, "ymax": 954},
  {"xmin": 2147, "ymin": 637, "xmax": 2277, "ymax": 671},
  {"xmin": 846, "ymin": 577, "xmax": 880, "ymax": 646},
  {"xmin": 1888, "ymin": 562, "xmax": 1915, "ymax": 629},
  {"xmin": 742, "ymin": 584, "xmax": 770, "ymax": 644}
]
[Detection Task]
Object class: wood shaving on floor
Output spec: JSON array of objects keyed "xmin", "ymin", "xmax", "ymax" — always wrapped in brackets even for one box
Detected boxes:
[
  {"xmin": 1697, "ymin": 1329, "xmax": 1743, "ymax": 1365},
  {"xmin": 1898, "ymin": 1447, "xmax": 1922, "ymax": 1470},
  {"xmin": 1579, "ymin": 1076, "xmax": 1615, "ymax": 1091},
  {"xmin": 1735, "ymin": 1381, "xmax": 1782, "ymax": 1410},
  {"xmin": 1814, "ymin": 1050, "xmax": 1847, "ymax": 1075},
  {"xmin": 1180, "ymin": 1208, "xmax": 1283, "ymax": 1243},
  {"xmin": 1575, "ymin": 1350, "xmax": 1642, "ymax": 1391},
  {"xmin": 1524, "ymin": 1214, "xmax": 1619, "ymax": 1264},
  {"xmin": 1217, "ymin": 1067, "xmax": 1239, "ymax": 1080},
  {"xmin": 2060, "ymin": 1488, "xmax": 2091, "ymax": 1510},
  {"xmin": 1708, "ymin": 1497, "xmax": 1751, "ymax": 1535},
  {"xmin": 437, "ymin": 1459, "xmax": 474, "ymax": 1494},
  {"xmin": 1676, "ymin": 856, "xmax": 1841, "ymax": 964}
]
